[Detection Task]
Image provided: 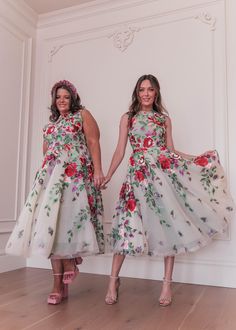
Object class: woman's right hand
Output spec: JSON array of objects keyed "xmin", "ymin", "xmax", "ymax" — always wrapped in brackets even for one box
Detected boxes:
[
  {"xmin": 93, "ymin": 169, "xmax": 105, "ymax": 189},
  {"xmin": 101, "ymin": 175, "xmax": 111, "ymax": 189}
]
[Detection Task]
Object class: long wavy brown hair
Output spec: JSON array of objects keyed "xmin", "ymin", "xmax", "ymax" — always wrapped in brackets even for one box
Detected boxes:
[
  {"xmin": 49, "ymin": 80, "xmax": 83, "ymax": 122},
  {"xmin": 128, "ymin": 74, "xmax": 167, "ymax": 120}
]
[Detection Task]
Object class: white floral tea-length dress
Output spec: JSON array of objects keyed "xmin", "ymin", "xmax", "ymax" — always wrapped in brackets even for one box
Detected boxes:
[
  {"xmin": 112, "ymin": 111, "xmax": 234, "ymax": 256},
  {"xmin": 6, "ymin": 111, "xmax": 104, "ymax": 258}
]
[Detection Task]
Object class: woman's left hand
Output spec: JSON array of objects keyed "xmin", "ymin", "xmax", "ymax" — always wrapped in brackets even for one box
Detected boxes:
[{"xmin": 93, "ymin": 170, "xmax": 105, "ymax": 189}]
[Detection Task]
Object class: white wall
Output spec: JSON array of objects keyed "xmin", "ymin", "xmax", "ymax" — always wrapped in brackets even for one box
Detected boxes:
[
  {"xmin": 24, "ymin": 0, "xmax": 236, "ymax": 288},
  {"xmin": 1, "ymin": 0, "xmax": 235, "ymax": 287},
  {"xmin": 0, "ymin": 0, "xmax": 37, "ymax": 272}
]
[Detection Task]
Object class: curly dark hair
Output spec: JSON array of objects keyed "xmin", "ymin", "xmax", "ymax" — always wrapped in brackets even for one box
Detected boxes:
[
  {"xmin": 49, "ymin": 81, "xmax": 83, "ymax": 122},
  {"xmin": 128, "ymin": 74, "xmax": 167, "ymax": 120}
]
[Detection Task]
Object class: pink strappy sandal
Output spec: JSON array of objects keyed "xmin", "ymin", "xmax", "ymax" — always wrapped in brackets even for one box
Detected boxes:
[
  {"xmin": 47, "ymin": 273, "xmax": 68, "ymax": 305},
  {"xmin": 63, "ymin": 259, "xmax": 79, "ymax": 284}
]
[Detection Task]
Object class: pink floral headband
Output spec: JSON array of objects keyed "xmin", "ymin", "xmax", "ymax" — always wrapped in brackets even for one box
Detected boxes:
[{"xmin": 51, "ymin": 80, "xmax": 78, "ymax": 97}]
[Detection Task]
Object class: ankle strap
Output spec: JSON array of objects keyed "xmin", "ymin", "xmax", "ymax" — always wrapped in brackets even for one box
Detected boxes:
[
  {"xmin": 110, "ymin": 275, "xmax": 119, "ymax": 279},
  {"xmin": 163, "ymin": 277, "xmax": 172, "ymax": 283},
  {"xmin": 53, "ymin": 273, "xmax": 63, "ymax": 276}
]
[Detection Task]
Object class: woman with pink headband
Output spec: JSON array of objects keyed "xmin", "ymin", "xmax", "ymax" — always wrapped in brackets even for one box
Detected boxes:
[{"xmin": 6, "ymin": 80, "xmax": 105, "ymax": 305}]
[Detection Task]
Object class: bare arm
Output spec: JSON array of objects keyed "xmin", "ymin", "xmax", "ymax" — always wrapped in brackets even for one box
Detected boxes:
[
  {"xmin": 82, "ymin": 109, "xmax": 104, "ymax": 188},
  {"xmin": 102, "ymin": 113, "xmax": 129, "ymax": 187},
  {"xmin": 43, "ymin": 141, "xmax": 48, "ymax": 155},
  {"xmin": 165, "ymin": 116, "xmax": 175, "ymax": 151},
  {"xmin": 165, "ymin": 116, "xmax": 195, "ymax": 160}
]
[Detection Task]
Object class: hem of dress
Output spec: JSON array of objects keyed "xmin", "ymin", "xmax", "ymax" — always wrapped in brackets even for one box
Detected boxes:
[
  {"xmin": 50, "ymin": 251, "xmax": 104, "ymax": 259},
  {"xmin": 112, "ymin": 232, "xmax": 222, "ymax": 257}
]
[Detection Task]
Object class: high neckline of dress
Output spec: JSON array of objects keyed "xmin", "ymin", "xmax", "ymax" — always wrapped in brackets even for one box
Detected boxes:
[
  {"xmin": 139, "ymin": 109, "xmax": 153, "ymax": 114},
  {"xmin": 60, "ymin": 112, "xmax": 70, "ymax": 118}
]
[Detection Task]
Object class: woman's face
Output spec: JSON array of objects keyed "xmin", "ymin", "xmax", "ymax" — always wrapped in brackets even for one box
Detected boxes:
[
  {"xmin": 56, "ymin": 88, "xmax": 71, "ymax": 115},
  {"xmin": 138, "ymin": 79, "xmax": 156, "ymax": 110}
]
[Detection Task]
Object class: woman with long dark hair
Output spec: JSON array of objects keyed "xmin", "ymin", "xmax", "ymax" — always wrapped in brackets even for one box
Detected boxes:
[
  {"xmin": 6, "ymin": 80, "xmax": 105, "ymax": 304},
  {"xmin": 103, "ymin": 74, "xmax": 234, "ymax": 307}
]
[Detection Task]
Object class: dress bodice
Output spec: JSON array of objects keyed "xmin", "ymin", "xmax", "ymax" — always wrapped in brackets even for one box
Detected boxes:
[
  {"xmin": 43, "ymin": 111, "xmax": 88, "ymax": 154},
  {"xmin": 128, "ymin": 111, "xmax": 166, "ymax": 151}
]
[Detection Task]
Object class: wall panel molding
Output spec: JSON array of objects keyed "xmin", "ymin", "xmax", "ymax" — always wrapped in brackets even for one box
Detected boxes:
[
  {"xmin": 0, "ymin": 19, "xmax": 33, "ymax": 222},
  {"xmin": 44, "ymin": 2, "xmax": 228, "ymax": 169},
  {"xmin": 0, "ymin": 1, "xmax": 35, "ymax": 272},
  {"xmin": 38, "ymin": 0, "xmax": 223, "ymax": 29},
  {"xmin": 27, "ymin": 0, "xmax": 235, "ymax": 286}
]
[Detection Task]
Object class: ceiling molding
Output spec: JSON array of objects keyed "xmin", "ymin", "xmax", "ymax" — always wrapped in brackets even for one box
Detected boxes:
[
  {"xmin": 4, "ymin": 0, "xmax": 38, "ymax": 28},
  {"xmin": 37, "ymin": 0, "xmax": 158, "ymax": 28}
]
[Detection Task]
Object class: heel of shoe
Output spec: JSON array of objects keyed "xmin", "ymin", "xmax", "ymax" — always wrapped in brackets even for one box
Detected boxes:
[
  {"xmin": 48, "ymin": 273, "xmax": 67, "ymax": 304},
  {"xmin": 47, "ymin": 292, "xmax": 63, "ymax": 305},
  {"xmin": 63, "ymin": 259, "xmax": 79, "ymax": 284},
  {"xmin": 105, "ymin": 276, "xmax": 121, "ymax": 305},
  {"xmin": 159, "ymin": 278, "xmax": 172, "ymax": 307},
  {"xmin": 62, "ymin": 283, "xmax": 68, "ymax": 299}
]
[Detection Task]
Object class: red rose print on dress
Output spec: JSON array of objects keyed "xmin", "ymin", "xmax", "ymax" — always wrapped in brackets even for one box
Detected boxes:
[
  {"xmin": 65, "ymin": 163, "xmax": 77, "ymax": 177},
  {"xmin": 120, "ymin": 183, "xmax": 127, "ymax": 198},
  {"xmin": 143, "ymin": 137, "xmax": 154, "ymax": 148},
  {"xmin": 88, "ymin": 195, "xmax": 94, "ymax": 207},
  {"xmin": 127, "ymin": 199, "xmax": 136, "ymax": 212},
  {"xmin": 80, "ymin": 157, "xmax": 86, "ymax": 166},
  {"xmin": 194, "ymin": 156, "xmax": 209, "ymax": 167},
  {"xmin": 66, "ymin": 125, "xmax": 75, "ymax": 133},
  {"xmin": 64, "ymin": 144, "xmax": 71, "ymax": 151},
  {"xmin": 42, "ymin": 154, "xmax": 55, "ymax": 168},
  {"xmin": 46, "ymin": 126, "xmax": 55, "ymax": 134},
  {"xmin": 150, "ymin": 116, "xmax": 164, "ymax": 126},
  {"xmin": 87, "ymin": 164, "xmax": 93, "ymax": 179},
  {"xmin": 135, "ymin": 170, "xmax": 145, "ymax": 182},
  {"xmin": 70, "ymin": 123, "xmax": 81, "ymax": 132},
  {"xmin": 158, "ymin": 154, "xmax": 171, "ymax": 169},
  {"xmin": 160, "ymin": 146, "xmax": 167, "ymax": 151},
  {"xmin": 129, "ymin": 157, "xmax": 135, "ymax": 166}
]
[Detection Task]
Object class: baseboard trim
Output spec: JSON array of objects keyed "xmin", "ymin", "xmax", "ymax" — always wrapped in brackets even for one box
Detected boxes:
[
  {"xmin": 0, "ymin": 255, "xmax": 26, "ymax": 273},
  {"xmin": 27, "ymin": 253, "xmax": 236, "ymax": 288}
]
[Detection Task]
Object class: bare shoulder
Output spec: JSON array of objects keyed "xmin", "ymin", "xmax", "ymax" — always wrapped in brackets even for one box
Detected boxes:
[
  {"xmin": 120, "ymin": 112, "xmax": 129, "ymax": 127},
  {"xmin": 81, "ymin": 108, "xmax": 92, "ymax": 118},
  {"xmin": 163, "ymin": 113, "xmax": 172, "ymax": 126},
  {"xmin": 120, "ymin": 112, "xmax": 129, "ymax": 122},
  {"xmin": 80, "ymin": 108, "xmax": 97, "ymax": 123}
]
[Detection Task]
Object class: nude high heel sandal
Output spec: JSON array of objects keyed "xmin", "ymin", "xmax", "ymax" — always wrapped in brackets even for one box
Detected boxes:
[
  {"xmin": 159, "ymin": 278, "xmax": 172, "ymax": 307},
  {"xmin": 105, "ymin": 276, "xmax": 121, "ymax": 305}
]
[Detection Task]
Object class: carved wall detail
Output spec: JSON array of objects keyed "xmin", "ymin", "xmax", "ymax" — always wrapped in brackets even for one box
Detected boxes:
[
  {"xmin": 108, "ymin": 25, "xmax": 140, "ymax": 52},
  {"xmin": 48, "ymin": 45, "xmax": 64, "ymax": 62},
  {"xmin": 195, "ymin": 12, "xmax": 216, "ymax": 31}
]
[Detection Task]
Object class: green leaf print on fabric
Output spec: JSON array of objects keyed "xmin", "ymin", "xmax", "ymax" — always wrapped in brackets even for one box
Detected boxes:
[
  {"xmin": 111, "ymin": 111, "xmax": 234, "ymax": 257},
  {"xmin": 18, "ymin": 230, "xmax": 24, "ymax": 239},
  {"xmin": 44, "ymin": 205, "xmax": 51, "ymax": 217},
  {"xmin": 67, "ymin": 207, "xmax": 90, "ymax": 243},
  {"xmin": 5, "ymin": 111, "xmax": 105, "ymax": 257},
  {"xmin": 48, "ymin": 227, "xmax": 54, "ymax": 236},
  {"xmin": 200, "ymin": 166, "xmax": 218, "ymax": 195}
]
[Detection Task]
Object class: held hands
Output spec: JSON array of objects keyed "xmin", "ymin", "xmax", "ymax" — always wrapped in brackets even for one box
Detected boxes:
[
  {"xmin": 100, "ymin": 175, "xmax": 111, "ymax": 190},
  {"xmin": 93, "ymin": 170, "xmax": 105, "ymax": 189},
  {"xmin": 93, "ymin": 168, "xmax": 112, "ymax": 190}
]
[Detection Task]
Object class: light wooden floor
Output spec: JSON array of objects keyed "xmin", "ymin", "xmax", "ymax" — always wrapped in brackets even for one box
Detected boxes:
[{"xmin": 0, "ymin": 268, "xmax": 236, "ymax": 330}]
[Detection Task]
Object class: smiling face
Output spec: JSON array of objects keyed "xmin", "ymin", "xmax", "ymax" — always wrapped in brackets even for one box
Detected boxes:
[
  {"xmin": 138, "ymin": 79, "xmax": 157, "ymax": 111},
  {"xmin": 56, "ymin": 88, "xmax": 71, "ymax": 115}
]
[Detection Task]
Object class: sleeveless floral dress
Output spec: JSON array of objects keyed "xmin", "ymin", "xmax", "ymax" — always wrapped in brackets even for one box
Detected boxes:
[
  {"xmin": 111, "ymin": 110, "xmax": 234, "ymax": 256},
  {"xmin": 6, "ymin": 111, "xmax": 104, "ymax": 258}
]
